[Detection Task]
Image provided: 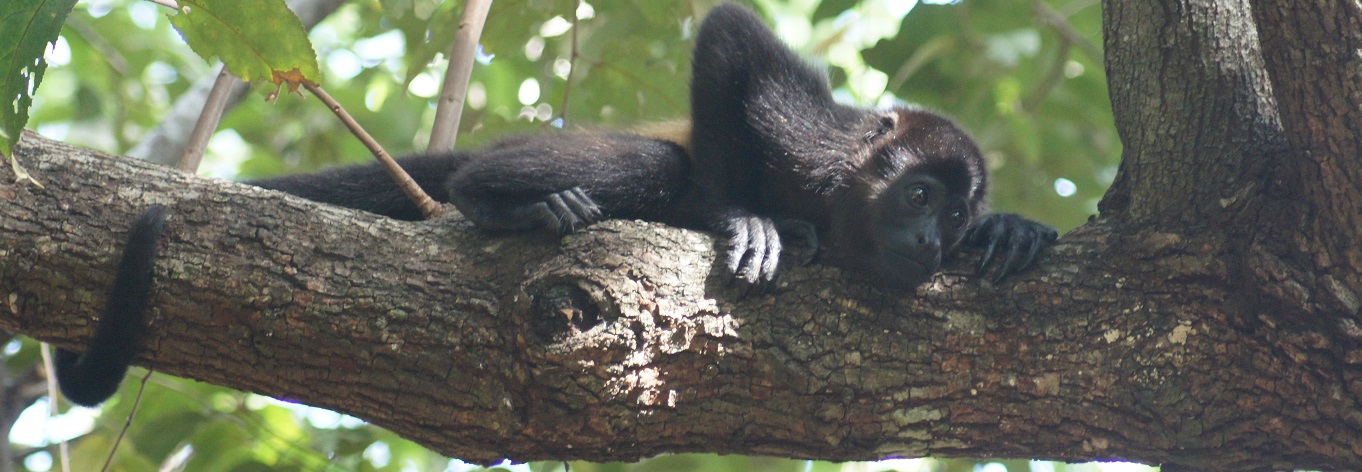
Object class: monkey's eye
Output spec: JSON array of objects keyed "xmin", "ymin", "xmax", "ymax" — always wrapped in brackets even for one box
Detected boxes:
[
  {"xmin": 948, "ymin": 210, "xmax": 967, "ymax": 228},
  {"xmin": 907, "ymin": 185, "xmax": 929, "ymax": 206}
]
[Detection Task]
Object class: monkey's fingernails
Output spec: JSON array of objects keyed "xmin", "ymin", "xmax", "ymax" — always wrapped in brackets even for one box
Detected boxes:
[{"xmin": 977, "ymin": 243, "xmax": 998, "ymax": 275}]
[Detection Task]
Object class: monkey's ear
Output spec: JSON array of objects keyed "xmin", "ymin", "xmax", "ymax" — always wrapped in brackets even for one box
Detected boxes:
[
  {"xmin": 866, "ymin": 111, "xmax": 899, "ymax": 143},
  {"xmin": 876, "ymin": 110, "xmax": 899, "ymax": 132}
]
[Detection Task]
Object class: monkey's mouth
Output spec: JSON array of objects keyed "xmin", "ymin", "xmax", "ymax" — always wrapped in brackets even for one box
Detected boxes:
[
  {"xmin": 887, "ymin": 247, "xmax": 939, "ymax": 273},
  {"xmin": 880, "ymin": 248, "xmax": 937, "ymax": 288}
]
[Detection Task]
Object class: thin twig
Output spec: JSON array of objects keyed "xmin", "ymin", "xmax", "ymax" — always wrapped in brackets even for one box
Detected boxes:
[
  {"xmin": 1034, "ymin": 0, "xmax": 1102, "ymax": 63},
  {"xmin": 128, "ymin": 0, "xmax": 347, "ymax": 167},
  {"xmin": 428, "ymin": 0, "xmax": 494, "ymax": 152},
  {"xmin": 38, "ymin": 344, "xmax": 71, "ymax": 472},
  {"xmin": 100, "ymin": 370, "xmax": 153, "ymax": 472},
  {"xmin": 558, "ymin": 0, "xmax": 583, "ymax": 125},
  {"xmin": 1022, "ymin": 39, "xmax": 1071, "ymax": 112},
  {"xmin": 303, "ymin": 82, "xmax": 444, "ymax": 218},
  {"xmin": 177, "ymin": 67, "xmax": 237, "ymax": 173}
]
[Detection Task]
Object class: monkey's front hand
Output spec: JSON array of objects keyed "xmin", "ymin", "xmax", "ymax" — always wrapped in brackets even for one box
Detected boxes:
[
  {"xmin": 720, "ymin": 211, "xmax": 783, "ymax": 287},
  {"xmin": 965, "ymin": 213, "xmax": 1058, "ymax": 283}
]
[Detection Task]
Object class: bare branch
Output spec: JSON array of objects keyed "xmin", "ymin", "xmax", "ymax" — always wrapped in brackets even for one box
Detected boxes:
[
  {"xmin": 303, "ymin": 82, "xmax": 444, "ymax": 218},
  {"xmin": 428, "ymin": 0, "xmax": 494, "ymax": 152},
  {"xmin": 7, "ymin": 134, "xmax": 1362, "ymax": 470},
  {"xmin": 558, "ymin": 0, "xmax": 583, "ymax": 125},
  {"xmin": 128, "ymin": 0, "xmax": 348, "ymax": 166},
  {"xmin": 175, "ymin": 68, "xmax": 238, "ymax": 173}
]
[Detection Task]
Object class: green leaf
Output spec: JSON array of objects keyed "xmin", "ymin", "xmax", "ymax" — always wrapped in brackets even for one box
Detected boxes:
[
  {"xmin": 0, "ymin": 0, "xmax": 76, "ymax": 173},
  {"xmin": 167, "ymin": 0, "xmax": 320, "ymax": 91}
]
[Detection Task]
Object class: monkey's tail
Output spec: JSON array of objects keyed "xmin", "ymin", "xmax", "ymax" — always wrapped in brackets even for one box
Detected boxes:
[{"xmin": 55, "ymin": 206, "xmax": 167, "ymax": 407}]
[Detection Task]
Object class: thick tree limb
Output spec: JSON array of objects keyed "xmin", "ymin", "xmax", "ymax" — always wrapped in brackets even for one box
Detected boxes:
[
  {"xmin": 1100, "ymin": 0, "xmax": 1286, "ymax": 230},
  {"xmin": 2, "ymin": 133, "xmax": 1361, "ymax": 470},
  {"xmin": 1248, "ymin": 0, "xmax": 1362, "ymax": 314}
]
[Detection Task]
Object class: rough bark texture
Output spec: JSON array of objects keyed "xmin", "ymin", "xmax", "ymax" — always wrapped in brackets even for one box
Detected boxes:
[{"xmin": 2, "ymin": 0, "xmax": 1362, "ymax": 470}]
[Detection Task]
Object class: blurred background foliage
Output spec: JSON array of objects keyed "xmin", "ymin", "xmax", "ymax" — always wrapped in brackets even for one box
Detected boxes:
[{"xmin": 9, "ymin": 0, "xmax": 1133, "ymax": 471}]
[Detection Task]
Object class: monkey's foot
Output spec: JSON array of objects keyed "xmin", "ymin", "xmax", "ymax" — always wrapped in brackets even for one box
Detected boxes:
[{"xmin": 540, "ymin": 186, "xmax": 603, "ymax": 234}]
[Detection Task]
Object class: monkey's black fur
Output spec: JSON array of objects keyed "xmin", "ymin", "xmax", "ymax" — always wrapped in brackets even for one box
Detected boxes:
[
  {"xmin": 251, "ymin": 132, "xmax": 690, "ymax": 233},
  {"xmin": 687, "ymin": 3, "xmax": 1054, "ymax": 288},
  {"xmin": 56, "ymin": 3, "xmax": 1057, "ymax": 406},
  {"xmin": 55, "ymin": 206, "xmax": 166, "ymax": 407}
]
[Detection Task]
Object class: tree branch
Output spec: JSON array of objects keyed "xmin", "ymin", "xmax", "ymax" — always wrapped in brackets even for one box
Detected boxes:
[
  {"xmin": 302, "ymin": 83, "xmax": 443, "ymax": 218},
  {"xmin": 428, "ymin": 0, "xmax": 493, "ymax": 152},
  {"xmin": 3, "ymin": 133, "xmax": 1362, "ymax": 469},
  {"xmin": 1099, "ymin": 0, "xmax": 1285, "ymax": 230},
  {"xmin": 175, "ymin": 68, "xmax": 237, "ymax": 173},
  {"xmin": 1248, "ymin": 0, "xmax": 1362, "ymax": 289}
]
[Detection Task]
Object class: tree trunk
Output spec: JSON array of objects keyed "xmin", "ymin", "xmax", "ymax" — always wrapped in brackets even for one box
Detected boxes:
[{"xmin": 2, "ymin": 0, "xmax": 1361, "ymax": 470}]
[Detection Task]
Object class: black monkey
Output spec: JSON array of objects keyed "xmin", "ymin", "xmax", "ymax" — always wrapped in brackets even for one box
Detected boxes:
[
  {"xmin": 54, "ymin": 206, "xmax": 166, "ymax": 407},
  {"xmin": 685, "ymin": 3, "xmax": 1055, "ymax": 289},
  {"xmin": 250, "ymin": 132, "xmax": 690, "ymax": 232},
  {"xmin": 255, "ymin": 4, "xmax": 1055, "ymax": 288},
  {"xmin": 56, "ymin": 3, "xmax": 1056, "ymax": 406}
]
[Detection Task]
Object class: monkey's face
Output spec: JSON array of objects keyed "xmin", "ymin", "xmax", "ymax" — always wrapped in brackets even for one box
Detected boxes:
[
  {"xmin": 866, "ymin": 173, "xmax": 972, "ymax": 289},
  {"xmin": 828, "ymin": 169, "xmax": 973, "ymax": 290}
]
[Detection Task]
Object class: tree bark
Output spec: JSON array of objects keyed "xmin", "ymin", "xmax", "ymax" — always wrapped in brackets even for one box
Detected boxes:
[
  {"xmin": 3, "ymin": 0, "xmax": 1362, "ymax": 469},
  {"xmin": 1, "ymin": 121, "xmax": 1360, "ymax": 471}
]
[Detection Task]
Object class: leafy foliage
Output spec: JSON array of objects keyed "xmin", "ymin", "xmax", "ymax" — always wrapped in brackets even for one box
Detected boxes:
[
  {"xmin": 864, "ymin": 0, "xmax": 1117, "ymax": 231},
  {"xmin": 167, "ymin": 0, "xmax": 320, "ymax": 89},
  {"xmin": 0, "ymin": 0, "xmax": 77, "ymax": 177}
]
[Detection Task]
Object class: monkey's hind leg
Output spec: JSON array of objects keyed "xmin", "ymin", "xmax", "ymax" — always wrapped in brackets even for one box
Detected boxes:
[{"xmin": 451, "ymin": 186, "xmax": 604, "ymax": 235}]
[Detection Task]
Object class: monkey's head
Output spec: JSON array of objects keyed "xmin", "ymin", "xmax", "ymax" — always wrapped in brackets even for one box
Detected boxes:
[{"xmin": 829, "ymin": 107, "xmax": 988, "ymax": 290}]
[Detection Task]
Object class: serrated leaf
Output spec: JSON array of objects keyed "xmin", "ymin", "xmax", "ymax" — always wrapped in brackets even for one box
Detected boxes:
[
  {"xmin": 167, "ymin": 0, "xmax": 320, "ymax": 92},
  {"xmin": 0, "ymin": 0, "xmax": 77, "ymax": 168}
]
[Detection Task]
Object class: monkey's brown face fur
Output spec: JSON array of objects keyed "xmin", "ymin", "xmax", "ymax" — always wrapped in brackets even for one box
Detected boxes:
[{"xmin": 826, "ymin": 108, "xmax": 984, "ymax": 289}]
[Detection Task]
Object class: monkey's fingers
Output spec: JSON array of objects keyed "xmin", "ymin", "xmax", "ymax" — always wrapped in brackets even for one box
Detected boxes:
[
  {"xmin": 739, "ymin": 218, "xmax": 769, "ymax": 283},
  {"xmin": 563, "ymin": 187, "xmax": 603, "ymax": 222},
  {"xmin": 1013, "ymin": 228, "xmax": 1054, "ymax": 274},
  {"xmin": 971, "ymin": 221, "xmax": 1005, "ymax": 275},
  {"xmin": 544, "ymin": 193, "xmax": 586, "ymax": 233},
  {"xmin": 543, "ymin": 187, "xmax": 604, "ymax": 234},
  {"xmin": 756, "ymin": 219, "xmax": 782, "ymax": 282},
  {"xmin": 725, "ymin": 217, "xmax": 753, "ymax": 278},
  {"xmin": 975, "ymin": 214, "xmax": 1058, "ymax": 282},
  {"xmin": 525, "ymin": 201, "xmax": 564, "ymax": 234},
  {"xmin": 722, "ymin": 215, "xmax": 783, "ymax": 294},
  {"xmin": 991, "ymin": 235, "xmax": 1031, "ymax": 284}
]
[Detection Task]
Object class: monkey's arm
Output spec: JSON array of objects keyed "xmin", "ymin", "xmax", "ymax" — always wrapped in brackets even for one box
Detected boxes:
[{"xmin": 686, "ymin": 4, "xmax": 840, "ymax": 285}]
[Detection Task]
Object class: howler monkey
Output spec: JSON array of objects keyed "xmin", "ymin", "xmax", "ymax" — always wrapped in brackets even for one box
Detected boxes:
[
  {"xmin": 54, "ymin": 3, "xmax": 1056, "ymax": 406},
  {"xmin": 685, "ymin": 3, "xmax": 1055, "ymax": 289}
]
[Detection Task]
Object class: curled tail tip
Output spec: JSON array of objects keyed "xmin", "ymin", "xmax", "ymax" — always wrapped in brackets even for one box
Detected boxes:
[
  {"xmin": 55, "ymin": 205, "xmax": 168, "ymax": 407},
  {"xmin": 53, "ymin": 348, "xmax": 119, "ymax": 407}
]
